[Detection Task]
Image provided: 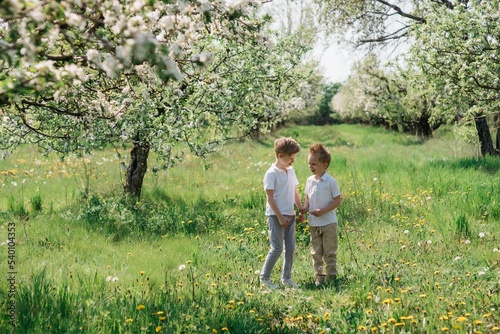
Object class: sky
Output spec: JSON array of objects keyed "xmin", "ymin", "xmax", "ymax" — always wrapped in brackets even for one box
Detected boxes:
[{"xmin": 317, "ymin": 43, "xmax": 356, "ymax": 83}]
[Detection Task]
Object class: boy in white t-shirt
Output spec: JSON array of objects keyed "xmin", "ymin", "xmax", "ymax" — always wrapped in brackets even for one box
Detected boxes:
[
  {"xmin": 260, "ymin": 137, "xmax": 304, "ymax": 289},
  {"xmin": 303, "ymin": 143, "xmax": 342, "ymax": 285}
]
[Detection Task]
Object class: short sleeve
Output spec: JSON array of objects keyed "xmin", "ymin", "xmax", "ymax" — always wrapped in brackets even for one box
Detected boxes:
[{"xmin": 263, "ymin": 170, "xmax": 276, "ymax": 191}]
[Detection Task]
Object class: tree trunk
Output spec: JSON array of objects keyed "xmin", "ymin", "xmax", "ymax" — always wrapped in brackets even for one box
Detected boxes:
[
  {"xmin": 415, "ymin": 111, "xmax": 433, "ymax": 138},
  {"xmin": 474, "ymin": 114, "xmax": 495, "ymax": 156},
  {"xmin": 124, "ymin": 140, "xmax": 150, "ymax": 198},
  {"xmin": 495, "ymin": 113, "xmax": 500, "ymax": 154}
]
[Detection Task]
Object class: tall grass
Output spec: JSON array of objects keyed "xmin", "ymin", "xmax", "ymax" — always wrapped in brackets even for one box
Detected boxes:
[{"xmin": 0, "ymin": 124, "xmax": 499, "ymax": 333}]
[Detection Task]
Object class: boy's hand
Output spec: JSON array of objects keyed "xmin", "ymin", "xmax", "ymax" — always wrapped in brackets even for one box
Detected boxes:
[
  {"xmin": 278, "ymin": 216, "xmax": 289, "ymax": 226},
  {"xmin": 297, "ymin": 212, "xmax": 304, "ymax": 223},
  {"xmin": 310, "ymin": 209, "xmax": 324, "ymax": 217}
]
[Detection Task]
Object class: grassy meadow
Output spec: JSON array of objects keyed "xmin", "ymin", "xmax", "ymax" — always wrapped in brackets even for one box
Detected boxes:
[{"xmin": 0, "ymin": 124, "xmax": 499, "ymax": 333}]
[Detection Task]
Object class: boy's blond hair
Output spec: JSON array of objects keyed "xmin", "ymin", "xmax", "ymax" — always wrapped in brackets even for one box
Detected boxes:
[
  {"xmin": 309, "ymin": 143, "xmax": 331, "ymax": 167},
  {"xmin": 274, "ymin": 137, "xmax": 301, "ymax": 157}
]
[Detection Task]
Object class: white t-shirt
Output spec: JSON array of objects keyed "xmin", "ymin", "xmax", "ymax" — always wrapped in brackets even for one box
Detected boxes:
[
  {"xmin": 263, "ymin": 164, "xmax": 299, "ymax": 216},
  {"xmin": 305, "ymin": 172, "xmax": 341, "ymax": 227}
]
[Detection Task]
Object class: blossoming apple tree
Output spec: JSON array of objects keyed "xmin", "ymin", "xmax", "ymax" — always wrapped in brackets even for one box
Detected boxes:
[
  {"xmin": 315, "ymin": 0, "xmax": 500, "ymax": 155},
  {"xmin": 0, "ymin": 0, "xmax": 313, "ymax": 197}
]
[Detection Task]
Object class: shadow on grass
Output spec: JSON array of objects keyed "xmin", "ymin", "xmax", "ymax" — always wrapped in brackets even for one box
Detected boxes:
[
  {"xmin": 429, "ymin": 156, "xmax": 500, "ymax": 174},
  {"xmin": 300, "ymin": 274, "xmax": 350, "ymax": 293}
]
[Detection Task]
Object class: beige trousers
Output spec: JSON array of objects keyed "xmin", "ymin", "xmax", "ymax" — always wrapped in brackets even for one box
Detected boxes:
[{"xmin": 309, "ymin": 223, "xmax": 338, "ymax": 282}]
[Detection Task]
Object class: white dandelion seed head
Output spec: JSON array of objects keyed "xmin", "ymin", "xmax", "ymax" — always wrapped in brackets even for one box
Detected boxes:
[
  {"xmin": 454, "ymin": 256, "xmax": 461, "ymax": 261},
  {"xmin": 373, "ymin": 177, "xmax": 378, "ymax": 182},
  {"xmin": 254, "ymin": 270, "xmax": 260, "ymax": 275},
  {"xmin": 479, "ymin": 232, "xmax": 485, "ymax": 238},
  {"xmin": 112, "ymin": 276, "xmax": 119, "ymax": 282},
  {"xmin": 493, "ymin": 247, "xmax": 499, "ymax": 253},
  {"xmin": 404, "ymin": 230, "xmax": 409, "ymax": 234},
  {"xmin": 478, "ymin": 271, "xmax": 485, "ymax": 276},
  {"xmin": 427, "ymin": 240, "xmax": 432, "ymax": 245},
  {"xmin": 106, "ymin": 276, "xmax": 112, "ymax": 282},
  {"xmin": 464, "ymin": 239, "xmax": 470, "ymax": 245},
  {"xmin": 178, "ymin": 264, "xmax": 186, "ymax": 271},
  {"xmin": 426, "ymin": 196, "xmax": 432, "ymax": 201}
]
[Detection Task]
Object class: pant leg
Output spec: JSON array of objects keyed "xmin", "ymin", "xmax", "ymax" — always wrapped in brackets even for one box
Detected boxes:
[
  {"xmin": 310, "ymin": 226, "xmax": 325, "ymax": 278},
  {"xmin": 282, "ymin": 215, "xmax": 296, "ymax": 281},
  {"xmin": 322, "ymin": 223, "xmax": 338, "ymax": 278},
  {"xmin": 260, "ymin": 215, "xmax": 284, "ymax": 281}
]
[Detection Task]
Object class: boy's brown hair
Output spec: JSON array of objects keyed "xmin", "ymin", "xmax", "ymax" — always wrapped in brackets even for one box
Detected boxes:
[
  {"xmin": 309, "ymin": 143, "xmax": 331, "ymax": 167},
  {"xmin": 274, "ymin": 137, "xmax": 301, "ymax": 157}
]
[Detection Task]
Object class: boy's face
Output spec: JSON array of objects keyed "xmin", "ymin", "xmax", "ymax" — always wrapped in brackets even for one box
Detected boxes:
[
  {"xmin": 276, "ymin": 152, "xmax": 298, "ymax": 170},
  {"xmin": 308, "ymin": 154, "xmax": 328, "ymax": 177}
]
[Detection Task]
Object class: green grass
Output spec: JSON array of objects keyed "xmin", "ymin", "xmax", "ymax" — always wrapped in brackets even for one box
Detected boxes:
[{"xmin": 0, "ymin": 124, "xmax": 499, "ymax": 333}]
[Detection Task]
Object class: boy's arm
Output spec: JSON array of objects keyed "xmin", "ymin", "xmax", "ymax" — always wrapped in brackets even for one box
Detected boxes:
[
  {"xmin": 294, "ymin": 186, "xmax": 304, "ymax": 212},
  {"xmin": 265, "ymin": 189, "xmax": 289, "ymax": 226},
  {"xmin": 294, "ymin": 186, "xmax": 305, "ymax": 222},
  {"xmin": 310, "ymin": 195, "xmax": 342, "ymax": 217},
  {"xmin": 303, "ymin": 195, "xmax": 310, "ymax": 213}
]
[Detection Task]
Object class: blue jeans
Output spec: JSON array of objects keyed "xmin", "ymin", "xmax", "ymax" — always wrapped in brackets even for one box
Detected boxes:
[{"xmin": 260, "ymin": 215, "xmax": 296, "ymax": 282}]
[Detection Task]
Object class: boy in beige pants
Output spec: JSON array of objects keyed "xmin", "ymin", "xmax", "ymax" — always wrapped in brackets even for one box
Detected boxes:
[{"xmin": 302, "ymin": 144, "xmax": 342, "ymax": 285}]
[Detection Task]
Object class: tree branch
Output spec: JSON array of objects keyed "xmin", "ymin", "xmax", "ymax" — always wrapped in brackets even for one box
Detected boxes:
[{"xmin": 375, "ymin": 0, "xmax": 426, "ymax": 24}]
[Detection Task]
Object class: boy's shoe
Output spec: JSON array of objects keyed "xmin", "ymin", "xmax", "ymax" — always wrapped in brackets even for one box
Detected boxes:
[
  {"xmin": 315, "ymin": 274, "xmax": 326, "ymax": 286},
  {"xmin": 282, "ymin": 279, "xmax": 299, "ymax": 288},
  {"xmin": 261, "ymin": 279, "xmax": 278, "ymax": 289}
]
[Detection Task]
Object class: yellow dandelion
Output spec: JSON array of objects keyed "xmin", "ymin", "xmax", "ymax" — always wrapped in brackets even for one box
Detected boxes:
[
  {"xmin": 237, "ymin": 301, "xmax": 244, "ymax": 305},
  {"xmin": 359, "ymin": 325, "xmax": 367, "ymax": 331},
  {"xmin": 388, "ymin": 318, "xmax": 397, "ymax": 324},
  {"xmin": 453, "ymin": 325, "xmax": 462, "ymax": 330},
  {"xmin": 395, "ymin": 322, "xmax": 405, "ymax": 327},
  {"xmin": 439, "ymin": 316, "xmax": 449, "ymax": 320},
  {"xmin": 473, "ymin": 320, "xmax": 482, "ymax": 325},
  {"xmin": 491, "ymin": 326, "xmax": 500, "ymax": 331},
  {"xmin": 155, "ymin": 326, "xmax": 162, "ymax": 332},
  {"xmin": 136, "ymin": 305, "xmax": 146, "ymax": 311},
  {"xmin": 157, "ymin": 311, "xmax": 164, "ymax": 315},
  {"xmin": 212, "ymin": 329, "xmax": 218, "ymax": 334},
  {"xmin": 456, "ymin": 316, "xmax": 467, "ymax": 322},
  {"xmin": 441, "ymin": 327, "xmax": 449, "ymax": 331},
  {"xmin": 382, "ymin": 298, "xmax": 394, "ymax": 305},
  {"xmin": 419, "ymin": 294, "xmax": 427, "ymax": 298},
  {"xmin": 482, "ymin": 313, "xmax": 492, "ymax": 318},
  {"xmin": 371, "ymin": 326, "xmax": 378, "ymax": 332},
  {"xmin": 366, "ymin": 309, "xmax": 373, "ymax": 315},
  {"xmin": 125, "ymin": 318, "xmax": 133, "ymax": 323},
  {"xmin": 140, "ymin": 271, "xmax": 145, "ymax": 276},
  {"xmin": 222, "ymin": 327, "xmax": 228, "ymax": 331},
  {"xmin": 159, "ymin": 316, "xmax": 167, "ymax": 321}
]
